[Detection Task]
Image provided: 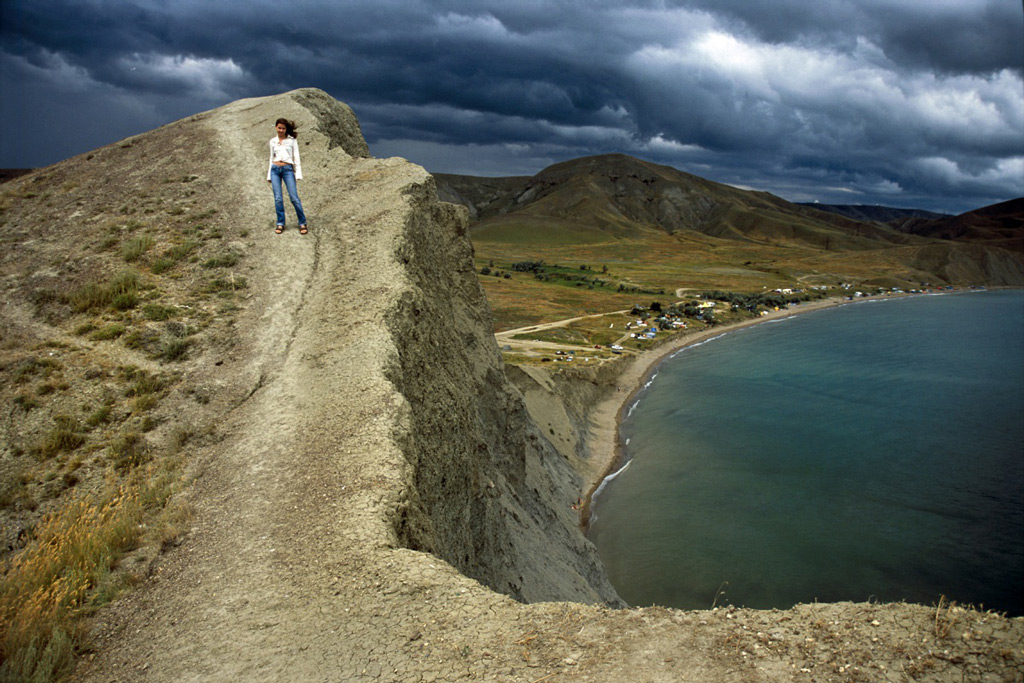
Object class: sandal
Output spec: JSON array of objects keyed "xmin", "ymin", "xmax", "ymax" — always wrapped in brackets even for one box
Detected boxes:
[
  {"xmin": 275, "ymin": 225, "xmax": 284, "ymax": 234},
  {"xmin": 299, "ymin": 225, "xmax": 308, "ymax": 235}
]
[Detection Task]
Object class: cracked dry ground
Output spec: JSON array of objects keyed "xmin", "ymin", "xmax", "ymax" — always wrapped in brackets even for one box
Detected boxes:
[{"xmin": 63, "ymin": 92, "xmax": 1022, "ymax": 683}]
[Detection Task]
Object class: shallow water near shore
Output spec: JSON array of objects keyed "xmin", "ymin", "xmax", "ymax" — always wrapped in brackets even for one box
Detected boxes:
[{"xmin": 589, "ymin": 290, "xmax": 1024, "ymax": 615}]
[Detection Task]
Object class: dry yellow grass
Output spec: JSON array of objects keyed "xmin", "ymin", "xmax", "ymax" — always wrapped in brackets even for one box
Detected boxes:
[{"xmin": 0, "ymin": 459, "xmax": 187, "ymax": 682}]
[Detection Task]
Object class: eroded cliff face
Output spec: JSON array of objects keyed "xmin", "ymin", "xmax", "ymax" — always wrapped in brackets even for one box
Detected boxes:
[
  {"xmin": 383, "ymin": 176, "xmax": 621, "ymax": 605},
  {"xmin": 266, "ymin": 90, "xmax": 621, "ymax": 605}
]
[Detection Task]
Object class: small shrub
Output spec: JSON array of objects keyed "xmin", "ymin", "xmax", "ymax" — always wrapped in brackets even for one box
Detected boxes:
[
  {"xmin": 0, "ymin": 477, "xmax": 34, "ymax": 511},
  {"xmin": 85, "ymin": 403, "xmax": 113, "ymax": 428},
  {"xmin": 124, "ymin": 371, "xmax": 165, "ymax": 397},
  {"xmin": 141, "ymin": 304, "xmax": 176, "ymax": 321},
  {"xmin": 69, "ymin": 270, "xmax": 140, "ymax": 313},
  {"xmin": 74, "ymin": 322, "xmax": 97, "ymax": 336},
  {"xmin": 109, "ymin": 432, "xmax": 149, "ymax": 471},
  {"xmin": 108, "ymin": 270, "xmax": 140, "ymax": 296},
  {"xmin": 202, "ymin": 252, "xmax": 239, "ymax": 269},
  {"xmin": 121, "ymin": 234, "xmax": 154, "ymax": 262},
  {"xmin": 131, "ymin": 394, "xmax": 158, "ymax": 413},
  {"xmin": 98, "ymin": 235, "xmax": 119, "ymax": 251},
  {"xmin": 12, "ymin": 357, "xmax": 61, "ymax": 383},
  {"xmin": 68, "ymin": 282, "xmax": 107, "ymax": 312},
  {"xmin": 89, "ymin": 323, "xmax": 126, "ymax": 341},
  {"xmin": 123, "ymin": 328, "xmax": 161, "ymax": 355},
  {"xmin": 170, "ymin": 426, "xmax": 193, "ymax": 450},
  {"xmin": 150, "ymin": 258, "xmax": 175, "ymax": 274},
  {"xmin": 111, "ymin": 291, "xmax": 139, "ymax": 311},
  {"xmin": 13, "ymin": 394, "xmax": 38, "ymax": 412},
  {"xmin": 165, "ymin": 240, "xmax": 198, "ymax": 262},
  {"xmin": 203, "ymin": 276, "xmax": 247, "ymax": 295},
  {"xmin": 29, "ymin": 288, "xmax": 64, "ymax": 311},
  {"xmin": 33, "ymin": 416, "xmax": 85, "ymax": 460},
  {"xmin": 158, "ymin": 337, "xmax": 190, "ymax": 362}
]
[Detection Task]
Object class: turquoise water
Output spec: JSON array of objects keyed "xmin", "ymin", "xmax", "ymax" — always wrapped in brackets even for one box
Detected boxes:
[{"xmin": 588, "ymin": 291, "xmax": 1024, "ymax": 615}]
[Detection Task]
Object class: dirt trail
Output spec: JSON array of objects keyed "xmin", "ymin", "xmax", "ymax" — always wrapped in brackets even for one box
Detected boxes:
[
  {"xmin": 70, "ymin": 91, "xmax": 1023, "ymax": 683},
  {"xmin": 70, "ymin": 91, "xmax": 601, "ymax": 682},
  {"xmin": 495, "ymin": 310, "xmax": 635, "ymax": 358}
]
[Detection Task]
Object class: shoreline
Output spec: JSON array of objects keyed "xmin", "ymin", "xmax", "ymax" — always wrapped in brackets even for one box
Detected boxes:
[
  {"xmin": 579, "ymin": 295, "xmax": 852, "ymax": 529},
  {"xmin": 578, "ymin": 288, "xmax": 1001, "ymax": 528}
]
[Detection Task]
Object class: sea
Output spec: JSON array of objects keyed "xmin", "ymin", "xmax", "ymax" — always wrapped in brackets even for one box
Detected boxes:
[{"xmin": 587, "ymin": 290, "xmax": 1024, "ymax": 615}]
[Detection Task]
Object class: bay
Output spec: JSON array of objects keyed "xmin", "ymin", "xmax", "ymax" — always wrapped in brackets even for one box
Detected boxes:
[{"xmin": 588, "ymin": 291, "xmax": 1024, "ymax": 615}]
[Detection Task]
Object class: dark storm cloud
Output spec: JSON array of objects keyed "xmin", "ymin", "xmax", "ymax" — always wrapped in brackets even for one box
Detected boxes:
[
  {"xmin": 1, "ymin": 0, "xmax": 1021, "ymax": 213},
  {"xmin": 691, "ymin": 0, "xmax": 1024, "ymax": 76}
]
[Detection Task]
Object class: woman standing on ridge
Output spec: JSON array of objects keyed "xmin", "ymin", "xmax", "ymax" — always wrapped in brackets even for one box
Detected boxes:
[{"xmin": 267, "ymin": 118, "xmax": 308, "ymax": 234}]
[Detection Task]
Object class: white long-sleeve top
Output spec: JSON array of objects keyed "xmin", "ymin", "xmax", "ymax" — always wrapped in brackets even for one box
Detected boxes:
[{"xmin": 267, "ymin": 135, "xmax": 303, "ymax": 180}]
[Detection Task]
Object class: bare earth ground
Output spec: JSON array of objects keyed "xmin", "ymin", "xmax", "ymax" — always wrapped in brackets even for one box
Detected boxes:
[{"xmin": 37, "ymin": 91, "xmax": 1021, "ymax": 682}]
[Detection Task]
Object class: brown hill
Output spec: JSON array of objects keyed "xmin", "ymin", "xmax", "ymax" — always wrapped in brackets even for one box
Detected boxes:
[
  {"xmin": 437, "ymin": 155, "xmax": 1024, "ymax": 286},
  {"xmin": 439, "ymin": 154, "xmax": 923, "ymax": 250},
  {"xmin": 894, "ymin": 197, "xmax": 1024, "ymax": 249},
  {"xmin": 796, "ymin": 203, "xmax": 948, "ymax": 224}
]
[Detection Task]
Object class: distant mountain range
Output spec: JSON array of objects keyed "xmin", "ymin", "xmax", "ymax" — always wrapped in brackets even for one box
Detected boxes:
[
  {"xmin": 795, "ymin": 203, "xmax": 948, "ymax": 223},
  {"xmin": 435, "ymin": 154, "xmax": 1023, "ymax": 286},
  {"xmin": 892, "ymin": 198, "xmax": 1024, "ymax": 247},
  {"xmin": 437, "ymin": 154, "xmax": 915, "ymax": 250}
]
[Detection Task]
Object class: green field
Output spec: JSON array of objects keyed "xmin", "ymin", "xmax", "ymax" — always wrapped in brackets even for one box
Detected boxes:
[{"xmin": 470, "ymin": 229, "xmax": 893, "ymax": 330}]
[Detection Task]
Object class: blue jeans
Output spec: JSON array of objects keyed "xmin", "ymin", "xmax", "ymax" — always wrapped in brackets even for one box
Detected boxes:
[{"xmin": 270, "ymin": 164, "xmax": 307, "ymax": 226}]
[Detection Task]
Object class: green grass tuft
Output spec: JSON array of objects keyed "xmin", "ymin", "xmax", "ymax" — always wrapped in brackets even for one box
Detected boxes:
[
  {"xmin": 121, "ymin": 234, "xmax": 154, "ymax": 262},
  {"xmin": 89, "ymin": 323, "xmax": 126, "ymax": 341},
  {"xmin": 202, "ymin": 252, "xmax": 240, "ymax": 268},
  {"xmin": 69, "ymin": 270, "xmax": 141, "ymax": 313},
  {"xmin": 141, "ymin": 304, "xmax": 176, "ymax": 321},
  {"xmin": 109, "ymin": 432, "xmax": 149, "ymax": 472},
  {"xmin": 33, "ymin": 416, "xmax": 85, "ymax": 460}
]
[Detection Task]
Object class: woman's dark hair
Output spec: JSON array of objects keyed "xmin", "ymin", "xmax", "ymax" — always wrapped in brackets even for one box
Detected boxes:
[{"xmin": 275, "ymin": 118, "xmax": 298, "ymax": 139}]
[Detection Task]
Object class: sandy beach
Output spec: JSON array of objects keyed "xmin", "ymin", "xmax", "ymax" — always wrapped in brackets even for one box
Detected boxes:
[{"xmin": 579, "ymin": 296, "xmax": 852, "ymax": 527}]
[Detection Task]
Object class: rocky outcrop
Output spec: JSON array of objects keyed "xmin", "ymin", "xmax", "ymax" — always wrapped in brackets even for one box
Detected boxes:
[{"xmin": 383, "ymin": 175, "xmax": 621, "ymax": 604}]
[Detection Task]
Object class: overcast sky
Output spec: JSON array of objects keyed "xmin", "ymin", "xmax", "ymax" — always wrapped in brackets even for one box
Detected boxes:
[{"xmin": 1, "ymin": 1, "xmax": 1021, "ymax": 214}]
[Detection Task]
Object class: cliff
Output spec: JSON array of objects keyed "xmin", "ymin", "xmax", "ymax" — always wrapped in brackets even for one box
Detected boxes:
[{"xmin": 2, "ymin": 90, "xmax": 1020, "ymax": 682}]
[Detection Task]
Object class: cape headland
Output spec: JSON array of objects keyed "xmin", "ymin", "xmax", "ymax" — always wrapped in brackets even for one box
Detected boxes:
[{"xmin": 1, "ymin": 89, "xmax": 1020, "ymax": 682}]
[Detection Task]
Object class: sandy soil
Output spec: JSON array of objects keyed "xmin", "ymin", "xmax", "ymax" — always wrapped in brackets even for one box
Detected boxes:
[{"xmin": 52, "ymin": 91, "xmax": 1023, "ymax": 682}]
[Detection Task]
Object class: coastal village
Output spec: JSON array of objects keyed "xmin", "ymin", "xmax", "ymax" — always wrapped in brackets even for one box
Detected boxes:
[{"xmin": 492, "ymin": 275, "xmax": 976, "ymax": 367}]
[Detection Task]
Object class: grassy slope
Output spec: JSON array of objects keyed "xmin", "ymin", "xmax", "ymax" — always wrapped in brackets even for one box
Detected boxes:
[
  {"xmin": 472, "ymin": 228, "xmax": 943, "ymax": 330},
  {"xmin": 456, "ymin": 156, "xmax": 1021, "ymax": 330},
  {"xmin": 0, "ymin": 112, "xmax": 251, "ymax": 680}
]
